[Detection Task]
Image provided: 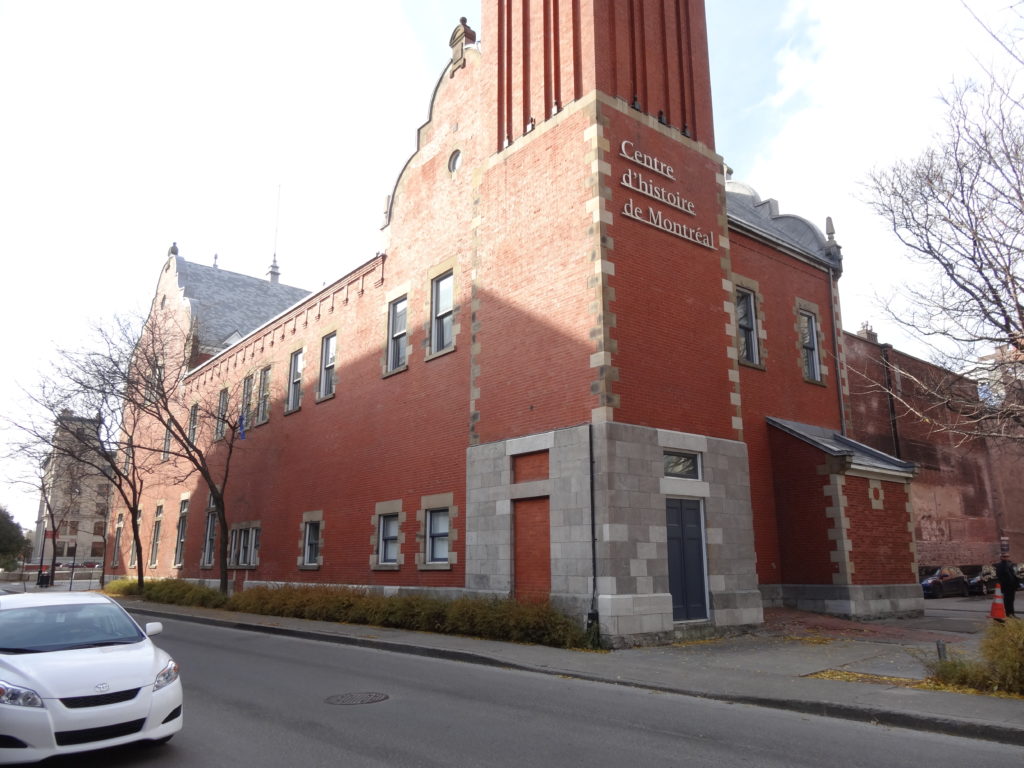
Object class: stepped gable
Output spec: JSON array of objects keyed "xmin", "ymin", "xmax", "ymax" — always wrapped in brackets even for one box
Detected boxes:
[{"xmin": 174, "ymin": 256, "xmax": 311, "ymax": 353}]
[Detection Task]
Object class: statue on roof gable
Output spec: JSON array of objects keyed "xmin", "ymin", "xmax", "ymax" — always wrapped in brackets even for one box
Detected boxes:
[{"xmin": 449, "ymin": 17, "xmax": 476, "ymax": 76}]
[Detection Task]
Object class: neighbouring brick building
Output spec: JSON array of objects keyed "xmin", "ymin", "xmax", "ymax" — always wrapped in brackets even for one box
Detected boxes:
[
  {"xmin": 845, "ymin": 327, "xmax": 1024, "ymax": 569},
  {"xmin": 108, "ymin": 1, "xmax": 931, "ymax": 646}
]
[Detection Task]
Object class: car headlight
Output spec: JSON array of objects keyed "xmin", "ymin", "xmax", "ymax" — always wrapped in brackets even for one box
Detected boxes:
[
  {"xmin": 0, "ymin": 680, "xmax": 44, "ymax": 708},
  {"xmin": 153, "ymin": 659, "xmax": 180, "ymax": 692}
]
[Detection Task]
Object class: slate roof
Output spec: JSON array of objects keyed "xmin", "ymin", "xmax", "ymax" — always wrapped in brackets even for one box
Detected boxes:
[
  {"xmin": 174, "ymin": 256, "xmax": 311, "ymax": 353},
  {"xmin": 726, "ymin": 181, "xmax": 843, "ymax": 273},
  {"xmin": 767, "ymin": 417, "xmax": 916, "ymax": 477}
]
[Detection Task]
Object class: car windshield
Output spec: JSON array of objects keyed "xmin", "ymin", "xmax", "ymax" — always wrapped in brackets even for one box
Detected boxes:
[{"xmin": 0, "ymin": 603, "xmax": 144, "ymax": 653}]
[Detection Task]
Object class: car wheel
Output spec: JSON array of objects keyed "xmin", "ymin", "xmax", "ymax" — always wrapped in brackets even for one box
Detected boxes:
[
  {"xmin": 961, "ymin": 582, "xmax": 969, "ymax": 597},
  {"xmin": 935, "ymin": 584, "xmax": 944, "ymax": 598}
]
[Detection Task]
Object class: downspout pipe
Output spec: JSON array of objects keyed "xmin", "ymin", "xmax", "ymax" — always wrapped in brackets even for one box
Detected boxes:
[
  {"xmin": 880, "ymin": 344, "xmax": 902, "ymax": 459},
  {"xmin": 588, "ymin": 423, "xmax": 599, "ymax": 631}
]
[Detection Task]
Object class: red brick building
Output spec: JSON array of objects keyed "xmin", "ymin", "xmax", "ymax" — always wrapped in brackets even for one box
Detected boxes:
[
  {"xmin": 109, "ymin": 1, "xmax": 923, "ymax": 646},
  {"xmin": 845, "ymin": 327, "xmax": 1024, "ymax": 569}
]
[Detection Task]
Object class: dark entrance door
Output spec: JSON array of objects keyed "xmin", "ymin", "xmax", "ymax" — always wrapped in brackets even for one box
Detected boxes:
[{"xmin": 666, "ymin": 498, "xmax": 708, "ymax": 621}]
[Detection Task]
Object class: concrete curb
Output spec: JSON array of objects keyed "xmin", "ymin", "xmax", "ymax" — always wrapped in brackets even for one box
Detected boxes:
[{"xmin": 125, "ymin": 603, "xmax": 1024, "ymax": 748}]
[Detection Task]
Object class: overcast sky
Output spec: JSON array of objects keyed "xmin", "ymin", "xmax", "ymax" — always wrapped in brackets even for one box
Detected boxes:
[{"xmin": 0, "ymin": 1, "xmax": 1015, "ymax": 529}]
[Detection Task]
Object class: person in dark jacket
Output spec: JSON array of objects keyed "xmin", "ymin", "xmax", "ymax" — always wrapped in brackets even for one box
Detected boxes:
[{"xmin": 995, "ymin": 553, "xmax": 1019, "ymax": 618}]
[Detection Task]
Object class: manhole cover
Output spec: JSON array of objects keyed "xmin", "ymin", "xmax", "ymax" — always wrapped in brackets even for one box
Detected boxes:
[{"xmin": 325, "ymin": 692, "xmax": 389, "ymax": 706}]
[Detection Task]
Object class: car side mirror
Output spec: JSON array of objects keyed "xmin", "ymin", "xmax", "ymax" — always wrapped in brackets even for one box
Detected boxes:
[{"xmin": 145, "ymin": 622, "xmax": 164, "ymax": 637}]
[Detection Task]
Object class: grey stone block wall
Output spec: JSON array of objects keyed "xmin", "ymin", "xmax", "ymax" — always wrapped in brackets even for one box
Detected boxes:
[
  {"xmin": 768, "ymin": 583, "xmax": 924, "ymax": 619},
  {"xmin": 465, "ymin": 421, "xmax": 764, "ymax": 647}
]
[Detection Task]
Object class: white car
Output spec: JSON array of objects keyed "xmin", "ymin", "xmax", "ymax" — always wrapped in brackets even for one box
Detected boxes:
[{"xmin": 0, "ymin": 592, "xmax": 182, "ymax": 764}]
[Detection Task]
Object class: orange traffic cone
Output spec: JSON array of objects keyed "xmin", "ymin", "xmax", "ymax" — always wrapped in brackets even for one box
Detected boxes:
[{"xmin": 990, "ymin": 583, "xmax": 1007, "ymax": 622}]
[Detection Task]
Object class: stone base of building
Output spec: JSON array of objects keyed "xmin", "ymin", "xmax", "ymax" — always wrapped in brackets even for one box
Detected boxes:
[
  {"xmin": 760, "ymin": 583, "xmax": 924, "ymax": 619},
  {"xmin": 595, "ymin": 590, "xmax": 763, "ymax": 649}
]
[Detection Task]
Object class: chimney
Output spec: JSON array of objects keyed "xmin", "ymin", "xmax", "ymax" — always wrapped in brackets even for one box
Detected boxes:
[
  {"xmin": 268, "ymin": 254, "xmax": 280, "ymax": 285},
  {"xmin": 857, "ymin": 322, "xmax": 878, "ymax": 344}
]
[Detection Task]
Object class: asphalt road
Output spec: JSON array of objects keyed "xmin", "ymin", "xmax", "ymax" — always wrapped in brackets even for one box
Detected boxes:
[{"xmin": 18, "ymin": 613, "xmax": 1020, "ymax": 768}]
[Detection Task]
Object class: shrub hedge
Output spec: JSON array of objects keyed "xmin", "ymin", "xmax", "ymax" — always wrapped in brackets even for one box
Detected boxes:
[
  {"xmin": 926, "ymin": 619, "xmax": 1024, "ymax": 695},
  {"xmin": 105, "ymin": 580, "xmax": 591, "ymax": 649}
]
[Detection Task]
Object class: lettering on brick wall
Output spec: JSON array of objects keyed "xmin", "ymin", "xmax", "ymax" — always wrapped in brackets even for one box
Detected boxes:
[{"xmin": 618, "ymin": 139, "xmax": 716, "ymax": 250}]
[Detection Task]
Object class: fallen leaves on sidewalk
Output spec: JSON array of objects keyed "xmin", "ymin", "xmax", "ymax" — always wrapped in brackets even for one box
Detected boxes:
[
  {"xmin": 807, "ymin": 669, "xmax": 921, "ymax": 687},
  {"xmin": 807, "ymin": 668, "xmax": 1024, "ymax": 699}
]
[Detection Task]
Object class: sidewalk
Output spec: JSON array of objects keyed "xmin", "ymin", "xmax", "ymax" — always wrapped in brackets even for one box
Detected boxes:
[{"xmin": 115, "ymin": 597, "xmax": 1024, "ymax": 747}]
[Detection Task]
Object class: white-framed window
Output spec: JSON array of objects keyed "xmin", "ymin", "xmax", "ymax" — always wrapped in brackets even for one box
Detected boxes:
[
  {"xmin": 228, "ymin": 525, "xmax": 260, "ymax": 567},
  {"xmin": 286, "ymin": 349, "xmax": 304, "ymax": 412},
  {"xmin": 201, "ymin": 511, "xmax": 217, "ymax": 567},
  {"xmin": 379, "ymin": 514, "xmax": 399, "ymax": 564},
  {"xmin": 148, "ymin": 505, "xmax": 163, "ymax": 567},
  {"xmin": 431, "ymin": 272, "xmax": 454, "ymax": 353},
  {"xmin": 173, "ymin": 500, "xmax": 188, "ymax": 567},
  {"xmin": 111, "ymin": 515, "xmax": 123, "ymax": 567},
  {"xmin": 319, "ymin": 333, "xmax": 337, "ymax": 398},
  {"xmin": 426, "ymin": 509, "xmax": 449, "ymax": 563},
  {"xmin": 187, "ymin": 403, "xmax": 199, "ymax": 443},
  {"xmin": 215, "ymin": 388, "xmax": 229, "ymax": 439},
  {"xmin": 128, "ymin": 525, "xmax": 137, "ymax": 568},
  {"xmin": 241, "ymin": 373, "xmax": 254, "ymax": 432},
  {"xmin": 736, "ymin": 288, "xmax": 759, "ymax": 365},
  {"xmin": 161, "ymin": 427, "xmax": 171, "ymax": 461},
  {"xmin": 664, "ymin": 451, "xmax": 701, "ymax": 479},
  {"xmin": 302, "ymin": 520, "xmax": 321, "ymax": 566},
  {"xmin": 799, "ymin": 310, "xmax": 821, "ymax": 382},
  {"xmin": 387, "ymin": 296, "xmax": 408, "ymax": 371},
  {"xmin": 257, "ymin": 366, "xmax": 272, "ymax": 423}
]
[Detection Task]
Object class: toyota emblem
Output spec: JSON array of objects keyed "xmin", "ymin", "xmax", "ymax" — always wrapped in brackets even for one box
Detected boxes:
[{"xmin": 94, "ymin": 682, "xmax": 110, "ymax": 693}]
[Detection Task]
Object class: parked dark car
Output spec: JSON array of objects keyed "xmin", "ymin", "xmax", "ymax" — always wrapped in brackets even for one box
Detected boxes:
[
  {"xmin": 968, "ymin": 565, "xmax": 997, "ymax": 595},
  {"xmin": 920, "ymin": 566, "xmax": 969, "ymax": 598}
]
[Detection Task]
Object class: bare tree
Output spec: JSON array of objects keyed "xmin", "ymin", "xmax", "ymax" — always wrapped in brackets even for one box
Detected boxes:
[
  {"xmin": 865, "ymin": 10, "xmax": 1024, "ymax": 441},
  {"xmin": 4, "ymin": 316, "xmax": 151, "ymax": 587},
  {"xmin": 6, "ymin": 306, "xmax": 251, "ymax": 594},
  {"xmin": 126, "ymin": 307, "xmax": 250, "ymax": 594}
]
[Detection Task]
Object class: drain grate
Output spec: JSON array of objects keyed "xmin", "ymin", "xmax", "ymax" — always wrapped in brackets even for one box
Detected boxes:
[{"xmin": 325, "ymin": 692, "xmax": 389, "ymax": 706}]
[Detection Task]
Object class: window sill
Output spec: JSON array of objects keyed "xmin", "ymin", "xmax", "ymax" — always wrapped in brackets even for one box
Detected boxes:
[
  {"xmin": 228, "ymin": 564, "xmax": 258, "ymax": 570},
  {"xmin": 418, "ymin": 562, "xmax": 452, "ymax": 571},
  {"xmin": 738, "ymin": 359, "xmax": 766, "ymax": 371},
  {"xmin": 425, "ymin": 345, "xmax": 456, "ymax": 362},
  {"xmin": 315, "ymin": 392, "xmax": 336, "ymax": 404},
  {"xmin": 382, "ymin": 364, "xmax": 408, "ymax": 379},
  {"xmin": 298, "ymin": 563, "xmax": 320, "ymax": 571},
  {"xmin": 803, "ymin": 377, "xmax": 827, "ymax": 387},
  {"xmin": 372, "ymin": 563, "xmax": 400, "ymax": 571},
  {"xmin": 284, "ymin": 405, "xmax": 302, "ymax": 416}
]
